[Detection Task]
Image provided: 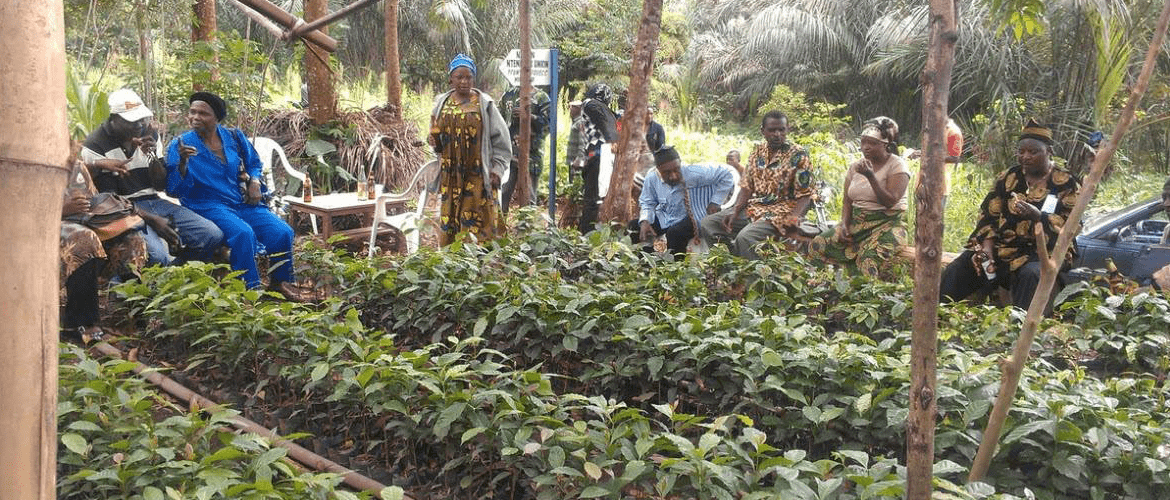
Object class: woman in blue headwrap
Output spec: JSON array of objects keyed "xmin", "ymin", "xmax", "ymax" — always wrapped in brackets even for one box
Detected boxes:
[{"xmin": 429, "ymin": 53, "xmax": 512, "ymax": 245}]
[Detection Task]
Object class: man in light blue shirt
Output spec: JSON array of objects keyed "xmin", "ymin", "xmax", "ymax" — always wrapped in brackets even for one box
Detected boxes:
[{"xmin": 631, "ymin": 146, "xmax": 735, "ymax": 256}]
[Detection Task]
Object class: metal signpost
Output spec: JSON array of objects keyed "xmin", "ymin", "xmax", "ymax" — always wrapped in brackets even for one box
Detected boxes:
[{"xmin": 501, "ymin": 48, "xmax": 559, "ymax": 222}]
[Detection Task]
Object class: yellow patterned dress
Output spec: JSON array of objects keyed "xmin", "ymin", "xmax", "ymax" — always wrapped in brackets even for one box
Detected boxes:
[{"xmin": 432, "ymin": 93, "xmax": 505, "ymax": 245}]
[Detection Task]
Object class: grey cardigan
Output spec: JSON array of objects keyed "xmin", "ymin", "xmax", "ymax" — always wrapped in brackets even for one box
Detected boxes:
[{"xmin": 430, "ymin": 89, "xmax": 512, "ymax": 187}]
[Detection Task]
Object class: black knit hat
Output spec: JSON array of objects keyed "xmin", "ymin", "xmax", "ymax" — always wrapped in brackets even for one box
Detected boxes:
[{"xmin": 189, "ymin": 91, "xmax": 227, "ymax": 121}]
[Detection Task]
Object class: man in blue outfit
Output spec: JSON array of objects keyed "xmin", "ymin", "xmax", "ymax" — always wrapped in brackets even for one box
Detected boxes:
[
  {"xmin": 631, "ymin": 146, "xmax": 735, "ymax": 257},
  {"xmin": 165, "ymin": 91, "xmax": 308, "ymax": 301},
  {"xmin": 82, "ymin": 88, "xmax": 224, "ymax": 265}
]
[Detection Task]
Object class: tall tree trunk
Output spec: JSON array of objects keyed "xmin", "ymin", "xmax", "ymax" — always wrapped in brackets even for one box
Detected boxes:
[
  {"xmin": 192, "ymin": 0, "xmax": 218, "ymax": 85},
  {"xmin": 0, "ymin": 1, "xmax": 68, "ymax": 499},
  {"xmin": 907, "ymin": 0, "xmax": 958, "ymax": 498},
  {"xmin": 515, "ymin": 0, "xmax": 533, "ymax": 207},
  {"xmin": 384, "ymin": 0, "xmax": 401, "ymax": 118},
  {"xmin": 599, "ymin": 0, "xmax": 662, "ymax": 223},
  {"xmin": 304, "ymin": 0, "xmax": 337, "ymax": 125},
  {"xmin": 968, "ymin": 0, "xmax": 1170, "ymax": 483}
]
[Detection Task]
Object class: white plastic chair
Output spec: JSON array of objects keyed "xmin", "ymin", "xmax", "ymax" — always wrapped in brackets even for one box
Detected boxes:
[
  {"xmin": 251, "ymin": 136, "xmax": 317, "ymax": 233},
  {"xmin": 369, "ymin": 160, "xmax": 439, "ymax": 257},
  {"xmin": 721, "ymin": 163, "xmax": 741, "ymax": 210}
]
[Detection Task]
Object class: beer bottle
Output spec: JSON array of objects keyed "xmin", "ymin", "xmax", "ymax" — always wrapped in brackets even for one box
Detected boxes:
[
  {"xmin": 357, "ymin": 170, "xmax": 368, "ymax": 200},
  {"xmin": 303, "ymin": 176, "xmax": 313, "ymax": 203},
  {"xmin": 366, "ymin": 170, "xmax": 377, "ymax": 200}
]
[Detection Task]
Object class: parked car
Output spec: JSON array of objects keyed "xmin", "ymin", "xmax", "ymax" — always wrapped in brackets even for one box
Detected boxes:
[{"xmin": 1071, "ymin": 197, "xmax": 1170, "ymax": 285}]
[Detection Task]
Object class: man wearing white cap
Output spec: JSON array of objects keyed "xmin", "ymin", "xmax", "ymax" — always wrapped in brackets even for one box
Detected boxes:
[{"xmin": 81, "ymin": 89, "xmax": 224, "ymax": 265}]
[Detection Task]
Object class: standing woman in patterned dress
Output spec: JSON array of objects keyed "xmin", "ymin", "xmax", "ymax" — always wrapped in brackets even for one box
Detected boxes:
[{"xmin": 429, "ymin": 53, "xmax": 512, "ymax": 245}]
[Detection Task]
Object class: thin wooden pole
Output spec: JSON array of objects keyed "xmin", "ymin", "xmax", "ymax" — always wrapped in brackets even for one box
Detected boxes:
[
  {"xmin": 907, "ymin": 0, "xmax": 958, "ymax": 497},
  {"xmin": 384, "ymin": 0, "xmax": 402, "ymax": 117},
  {"xmin": 599, "ymin": 0, "xmax": 663, "ymax": 224},
  {"xmin": 0, "ymin": 2, "xmax": 69, "ymax": 499},
  {"xmin": 968, "ymin": 0, "xmax": 1170, "ymax": 482},
  {"xmin": 515, "ymin": 0, "xmax": 533, "ymax": 207}
]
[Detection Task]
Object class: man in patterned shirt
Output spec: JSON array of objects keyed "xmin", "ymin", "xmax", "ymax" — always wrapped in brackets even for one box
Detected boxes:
[
  {"xmin": 699, "ymin": 111, "xmax": 815, "ymax": 260},
  {"xmin": 940, "ymin": 120, "xmax": 1081, "ymax": 312}
]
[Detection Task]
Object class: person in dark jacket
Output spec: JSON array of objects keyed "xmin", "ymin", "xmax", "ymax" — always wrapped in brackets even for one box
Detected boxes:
[
  {"xmin": 81, "ymin": 88, "xmax": 223, "ymax": 265},
  {"xmin": 499, "ymin": 85, "xmax": 551, "ymax": 212},
  {"xmin": 578, "ymin": 83, "xmax": 618, "ymax": 233}
]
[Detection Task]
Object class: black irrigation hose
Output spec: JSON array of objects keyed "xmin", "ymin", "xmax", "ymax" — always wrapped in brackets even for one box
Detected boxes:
[{"xmin": 89, "ymin": 341, "xmax": 412, "ymax": 500}]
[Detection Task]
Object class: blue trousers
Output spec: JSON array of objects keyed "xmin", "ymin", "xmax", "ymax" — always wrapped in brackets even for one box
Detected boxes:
[
  {"xmin": 190, "ymin": 203, "xmax": 294, "ymax": 288},
  {"xmin": 134, "ymin": 197, "xmax": 224, "ymax": 264}
]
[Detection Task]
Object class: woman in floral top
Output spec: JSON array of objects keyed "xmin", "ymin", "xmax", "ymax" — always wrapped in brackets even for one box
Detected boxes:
[
  {"xmin": 941, "ymin": 120, "xmax": 1081, "ymax": 312},
  {"xmin": 429, "ymin": 54, "xmax": 512, "ymax": 245}
]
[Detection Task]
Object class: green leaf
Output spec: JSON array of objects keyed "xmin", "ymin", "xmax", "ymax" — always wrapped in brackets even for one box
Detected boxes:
[
  {"xmin": 304, "ymin": 139, "xmax": 337, "ymax": 157},
  {"xmin": 433, "ymin": 402, "xmax": 467, "ymax": 439},
  {"xmin": 579, "ymin": 486, "xmax": 610, "ymax": 498},
  {"xmin": 547, "ymin": 446, "xmax": 566, "ymax": 468},
  {"xmin": 310, "ymin": 363, "xmax": 330, "ymax": 382},
  {"xmin": 461, "ymin": 427, "xmax": 486, "ymax": 444},
  {"xmin": 68, "ymin": 420, "xmax": 102, "ymax": 432},
  {"xmin": 647, "ymin": 356, "xmax": 664, "ymax": 377},
  {"xmin": 143, "ymin": 486, "xmax": 164, "ymax": 500},
  {"xmin": 761, "ymin": 349, "xmax": 783, "ymax": 367},
  {"xmin": 802, "ymin": 406, "xmax": 821, "ymax": 423},
  {"xmin": 1144, "ymin": 457, "xmax": 1168, "ymax": 473},
  {"xmin": 835, "ymin": 450, "xmax": 868, "ymax": 467},
  {"xmin": 583, "ymin": 461, "xmax": 603, "ymax": 480},
  {"xmin": 61, "ymin": 433, "xmax": 88, "ymax": 456},
  {"xmin": 1002, "ymin": 420, "xmax": 1053, "ymax": 444},
  {"xmin": 380, "ymin": 486, "xmax": 406, "ymax": 500},
  {"xmin": 473, "ymin": 316, "xmax": 489, "ymax": 337},
  {"xmin": 854, "ymin": 393, "xmax": 872, "ymax": 414},
  {"xmin": 932, "ymin": 459, "xmax": 966, "ymax": 476}
]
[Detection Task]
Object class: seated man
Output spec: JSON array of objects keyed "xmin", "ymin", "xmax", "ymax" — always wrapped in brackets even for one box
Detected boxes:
[
  {"xmin": 630, "ymin": 146, "xmax": 734, "ymax": 257},
  {"xmin": 81, "ymin": 88, "xmax": 224, "ymax": 265},
  {"xmin": 699, "ymin": 111, "xmax": 815, "ymax": 260},
  {"xmin": 940, "ymin": 120, "xmax": 1081, "ymax": 312}
]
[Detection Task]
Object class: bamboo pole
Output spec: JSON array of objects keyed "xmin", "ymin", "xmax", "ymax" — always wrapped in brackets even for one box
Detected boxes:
[
  {"xmin": 91, "ymin": 342, "xmax": 409, "ymax": 499},
  {"xmin": 289, "ymin": 0, "xmax": 379, "ymax": 40},
  {"xmin": 226, "ymin": 0, "xmax": 286, "ymax": 40},
  {"xmin": 907, "ymin": 1, "xmax": 958, "ymax": 498},
  {"xmin": 515, "ymin": 0, "xmax": 533, "ymax": 207},
  {"xmin": 0, "ymin": 2, "xmax": 68, "ymax": 499},
  {"xmin": 234, "ymin": 0, "xmax": 339, "ymax": 52},
  {"xmin": 968, "ymin": 0, "xmax": 1170, "ymax": 482}
]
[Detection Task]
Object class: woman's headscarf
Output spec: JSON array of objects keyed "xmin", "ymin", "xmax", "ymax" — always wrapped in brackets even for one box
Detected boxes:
[
  {"xmin": 189, "ymin": 91, "xmax": 227, "ymax": 122},
  {"xmin": 448, "ymin": 53, "xmax": 476, "ymax": 76},
  {"xmin": 860, "ymin": 116, "xmax": 899, "ymax": 155}
]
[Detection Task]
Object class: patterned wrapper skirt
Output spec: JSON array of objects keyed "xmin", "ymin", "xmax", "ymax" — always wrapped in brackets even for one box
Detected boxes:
[{"xmin": 807, "ymin": 208, "xmax": 907, "ymax": 280}]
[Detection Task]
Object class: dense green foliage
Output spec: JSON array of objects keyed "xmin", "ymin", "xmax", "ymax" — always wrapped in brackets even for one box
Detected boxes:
[
  {"xmin": 99, "ymin": 224, "xmax": 1170, "ymax": 499},
  {"xmin": 56, "ymin": 345, "xmax": 380, "ymax": 499}
]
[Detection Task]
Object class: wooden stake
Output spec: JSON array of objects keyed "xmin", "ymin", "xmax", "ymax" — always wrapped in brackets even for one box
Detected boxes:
[
  {"xmin": 599, "ymin": 0, "xmax": 663, "ymax": 224},
  {"xmin": 968, "ymin": 0, "xmax": 1170, "ymax": 483},
  {"xmin": 907, "ymin": 1, "xmax": 959, "ymax": 497},
  {"xmin": 515, "ymin": 0, "xmax": 533, "ymax": 207}
]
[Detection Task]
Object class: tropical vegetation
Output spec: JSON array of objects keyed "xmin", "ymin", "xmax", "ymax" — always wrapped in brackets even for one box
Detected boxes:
[{"xmin": 53, "ymin": 0, "xmax": 1170, "ymax": 498}]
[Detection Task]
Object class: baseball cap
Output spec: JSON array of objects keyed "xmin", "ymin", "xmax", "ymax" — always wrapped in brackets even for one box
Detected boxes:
[{"xmin": 108, "ymin": 89, "xmax": 153, "ymax": 122}]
